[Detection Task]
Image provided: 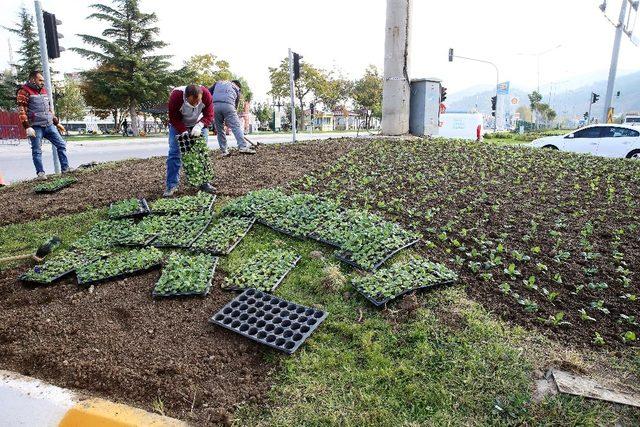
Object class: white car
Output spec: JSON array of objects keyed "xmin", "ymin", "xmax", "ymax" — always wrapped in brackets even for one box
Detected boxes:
[{"xmin": 529, "ymin": 124, "xmax": 640, "ymax": 159}]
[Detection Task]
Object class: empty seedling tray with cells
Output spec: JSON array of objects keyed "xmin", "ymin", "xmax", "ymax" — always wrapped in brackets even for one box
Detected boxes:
[
  {"xmin": 75, "ymin": 247, "xmax": 164, "ymax": 286},
  {"xmin": 222, "ymin": 249, "xmax": 301, "ymax": 292},
  {"xmin": 352, "ymin": 256, "xmax": 458, "ymax": 306},
  {"xmin": 149, "ymin": 191, "xmax": 216, "ymax": 215},
  {"xmin": 190, "ymin": 216, "xmax": 256, "ymax": 255},
  {"xmin": 152, "ymin": 253, "xmax": 218, "ymax": 298},
  {"xmin": 33, "ymin": 176, "xmax": 77, "ymax": 194},
  {"xmin": 108, "ymin": 198, "xmax": 150, "ymax": 219},
  {"xmin": 210, "ymin": 289, "xmax": 328, "ymax": 354}
]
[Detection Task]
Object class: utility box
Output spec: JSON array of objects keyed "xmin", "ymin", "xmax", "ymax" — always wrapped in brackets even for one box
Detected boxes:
[{"xmin": 409, "ymin": 78, "xmax": 441, "ymax": 137}]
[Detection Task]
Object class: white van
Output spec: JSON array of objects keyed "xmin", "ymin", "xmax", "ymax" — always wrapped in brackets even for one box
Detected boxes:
[
  {"xmin": 624, "ymin": 115, "xmax": 640, "ymax": 127},
  {"xmin": 438, "ymin": 112, "xmax": 484, "ymax": 140}
]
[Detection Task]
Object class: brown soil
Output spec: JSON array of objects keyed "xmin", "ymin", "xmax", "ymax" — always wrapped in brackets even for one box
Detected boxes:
[
  {"xmin": 0, "ymin": 138, "xmax": 367, "ymax": 226},
  {"xmin": 0, "ymin": 266, "xmax": 269, "ymax": 425}
]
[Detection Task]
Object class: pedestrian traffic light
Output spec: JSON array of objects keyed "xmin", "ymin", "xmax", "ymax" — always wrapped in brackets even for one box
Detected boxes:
[
  {"xmin": 591, "ymin": 92, "xmax": 600, "ymax": 104},
  {"xmin": 43, "ymin": 11, "xmax": 64, "ymax": 59},
  {"xmin": 448, "ymin": 48, "xmax": 454, "ymax": 62},
  {"xmin": 491, "ymin": 96, "xmax": 497, "ymax": 116},
  {"xmin": 440, "ymin": 86, "xmax": 447, "ymax": 102},
  {"xmin": 293, "ymin": 52, "xmax": 302, "ymax": 81}
]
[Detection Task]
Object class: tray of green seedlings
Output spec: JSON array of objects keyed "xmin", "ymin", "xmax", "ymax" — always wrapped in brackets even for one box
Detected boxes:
[
  {"xmin": 108, "ymin": 198, "xmax": 150, "ymax": 219},
  {"xmin": 33, "ymin": 176, "xmax": 78, "ymax": 194},
  {"xmin": 255, "ymin": 193, "xmax": 341, "ymax": 239},
  {"xmin": 220, "ymin": 188, "xmax": 287, "ymax": 218},
  {"xmin": 333, "ymin": 214, "xmax": 421, "ymax": 272},
  {"xmin": 149, "ymin": 191, "xmax": 216, "ymax": 215},
  {"xmin": 308, "ymin": 208, "xmax": 362, "ymax": 248},
  {"xmin": 114, "ymin": 215, "xmax": 170, "ymax": 247},
  {"xmin": 190, "ymin": 215, "xmax": 256, "ymax": 255},
  {"xmin": 351, "ymin": 256, "xmax": 458, "ymax": 306},
  {"xmin": 151, "ymin": 212, "xmax": 213, "ymax": 249},
  {"xmin": 152, "ymin": 253, "xmax": 218, "ymax": 298},
  {"xmin": 71, "ymin": 219, "xmax": 137, "ymax": 251},
  {"xmin": 76, "ymin": 247, "xmax": 164, "ymax": 286},
  {"xmin": 179, "ymin": 134, "xmax": 214, "ymax": 187},
  {"xmin": 222, "ymin": 249, "xmax": 301, "ymax": 292},
  {"xmin": 19, "ymin": 249, "xmax": 108, "ymax": 285}
]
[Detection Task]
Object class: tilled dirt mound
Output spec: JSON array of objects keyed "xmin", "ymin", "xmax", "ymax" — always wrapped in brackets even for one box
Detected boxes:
[
  {"xmin": 0, "ymin": 138, "xmax": 367, "ymax": 226},
  {"xmin": 0, "ymin": 266, "xmax": 269, "ymax": 425}
]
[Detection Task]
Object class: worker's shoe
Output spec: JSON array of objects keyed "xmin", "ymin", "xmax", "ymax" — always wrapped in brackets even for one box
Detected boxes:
[
  {"xmin": 238, "ymin": 147, "xmax": 256, "ymax": 155},
  {"xmin": 61, "ymin": 168, "xmax": 72, "ymax": 174},
  {"xmin": 221, "ymin": 150, "xmax": 231, "ymax": 158},
  {"xmin": 36, "ymin": 172, "xmax": 47, "ymax": 180},
  {"xmin": 198, "ymin": 183, "xmax": 216, "ymax": 194},
  {"xmin": 163, "ymin": 186, "xmax": 178, "ymax": 198}
]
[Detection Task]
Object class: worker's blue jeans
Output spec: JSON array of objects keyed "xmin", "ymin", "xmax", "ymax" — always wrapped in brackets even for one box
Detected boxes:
[
  {"xmin": 29, "ymin": 124, "xmax": 69, "ymax": 174},
  {"xmin": 166, "ymin": 125, "xmax": 209, "ymax": 190}
]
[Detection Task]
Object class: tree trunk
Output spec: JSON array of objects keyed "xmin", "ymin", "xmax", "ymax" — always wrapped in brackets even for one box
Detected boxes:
[
  {"xmin": 129, "ymin": 101, "xmax": 139, "ymax": 136},
  {"xmin": 113, "ymin": 109, "xmax": 119, "ymax": 133}
]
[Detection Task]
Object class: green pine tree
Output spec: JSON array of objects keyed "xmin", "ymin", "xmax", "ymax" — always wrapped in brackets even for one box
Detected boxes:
[
  {"xmin": 5, "ymin": 7, "xmax": 41, "ymax": 83},
  {"xmin": 73, "ymin": 0, "xmax": 173, "ymax": 135}
]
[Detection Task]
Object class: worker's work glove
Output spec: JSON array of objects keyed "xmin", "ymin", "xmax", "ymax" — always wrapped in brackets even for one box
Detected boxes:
[
  {"xmin": 26, "ymin": 127, "xmax": 36, "ymax": 138},
  {"xmin": 56, "ymin": 124, "xmax": 66, "ymax": 134},
  {"xmin": 190, "ymin": 122, "xmax": 204, "ymax": 137}
]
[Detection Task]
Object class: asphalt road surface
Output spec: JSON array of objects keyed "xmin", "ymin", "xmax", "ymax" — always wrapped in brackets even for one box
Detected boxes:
[{"xmin": 0, "ymin": 131, "xmax": 368, "ymax": 184}]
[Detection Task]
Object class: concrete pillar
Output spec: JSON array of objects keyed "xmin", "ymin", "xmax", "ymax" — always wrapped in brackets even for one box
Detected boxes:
[{"xmin": 382, "ymin": 0, "xmax": 412, "ymax": 135}]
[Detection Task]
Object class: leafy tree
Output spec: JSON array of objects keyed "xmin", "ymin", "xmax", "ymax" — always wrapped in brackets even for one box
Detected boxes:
[
  {"xmin": 515, "ymin": 105, "xmax": 532, "ymax": 122},
  {"xmin": 73, "ymin": 0, "xmax": 173, "ymax": 135},
  {"xmin": 80, "ymin": 64, "xmax": 128, "ymax": 131},
  {"xmin": 4, "ymin": 7, "xmax": 41, "ymax": 83},
  {"xmin": 317, "ymin": 71, "xmax": 353, "ymax": 112},
  {"xmin": 251, "ymin": 102, "xmax": 274, "ymax": 129},
  {"xmin": 55, "ymin": 76, "xmax": 87, "ymax": 127},
  {"xmin": 353, "ymin": 65, "xmax": 383, "ymax": 128},
  {"xmin": 528, "ymin": 91, "xmax": 543, "ymax": 123},
  {"xmin": 268, "ymin": 57, "xmax": 327, "ymax": 130}
]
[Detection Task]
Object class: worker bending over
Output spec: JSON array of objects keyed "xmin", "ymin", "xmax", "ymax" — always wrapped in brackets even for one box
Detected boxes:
[{"xmin": 209, "ymin": 80, "xmax": 255, "ymax": 157}]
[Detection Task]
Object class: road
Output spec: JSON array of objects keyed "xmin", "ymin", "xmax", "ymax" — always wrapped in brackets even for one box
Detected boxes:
[{"xmin": 0, "ymin": 131, "xmax": 368, "ymax": 184}]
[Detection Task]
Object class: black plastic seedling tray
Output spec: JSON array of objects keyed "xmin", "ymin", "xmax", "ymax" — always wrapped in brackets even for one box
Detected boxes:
[
  {"xmin": 357, "ymin": 279, "xmax": 456, "ymax": 307},
  {"xmin": 152, "ymin": 258, "xmax": 219, "ymax": 298},
  {"xmin": 151, "ymin": 218, "xmax": 213, "ymax": 249},
  {"xmin": 222, "ymin": 255, "xmax": 301, "ymax": 293},
  {"xmin": 76, "ymin": 263, "xmax": 162, "ymax": 287},
  {"xmin": 194, "ymin": 218, "xmax": 256, "ymax": 255},
  {"xmin": 255, "ymin": 219, "xmax": 310, "ymax": 240},
  {"xmin": 18, "ymin": 255, "xmax": 104, "ymax": 285},
  {"xmin": 210, "ymin": 289, "xmax": 328, "ymax": 354},
  {"xmin": 117, "ymin": 235, "xmax": 158, "ymax": 248},
  {"xmin": 108, "ymin": 199, "xmax": 150, "ymax": 220},
  {"xmin": 334, "ymin": 239, "xmax": 420, "ymax": 272},
  {"xmin": 306, "ymin": 232, "xmax": 342, "ymax": 249},
  {"xmin": 150, "ymin": 195, "xmax": 216, "ymax": 215}
]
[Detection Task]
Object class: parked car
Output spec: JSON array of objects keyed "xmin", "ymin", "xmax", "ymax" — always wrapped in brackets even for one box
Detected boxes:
[
  {"xmin": 529, "ymin": 124, "xmax": 640, "ymax": 159},
  {"xmin": 624, "ymin": 115, "xmax": 640, "ymax": 127}
]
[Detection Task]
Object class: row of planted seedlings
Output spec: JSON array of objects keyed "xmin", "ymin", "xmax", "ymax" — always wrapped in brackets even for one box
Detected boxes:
[{"xmin": 220, "ymin": 188, "xmax": 458, "ymax": 305}]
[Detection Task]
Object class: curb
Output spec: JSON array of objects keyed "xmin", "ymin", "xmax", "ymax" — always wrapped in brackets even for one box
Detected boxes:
[{"xmin": 0, "ymin": 370, "xmax": 187, "ymax": 426}]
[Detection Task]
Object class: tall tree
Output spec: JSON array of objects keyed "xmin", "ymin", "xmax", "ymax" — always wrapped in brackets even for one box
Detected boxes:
[
  {"xmin": 55, "ymin": 76, "xmax": 87, "ymax": 127},
  {"xmin": 268, "ymin": 57, "xmax": 326, "ymax": 130},
  {"xmin": 73, "ymin": 0, "xmax": 172, "ymax": 135},
  {"xmin": 352, "ymin": 65, "xmax": 383, "ymax": 128},
  {"xmin": 80, "ymin": 64, "xmax": 128, "ymax": 131},
  {"xmin": 317, "ymin": 70, "xmax": 353, "ymax": 112},
  {"xmin": 5, "ymin": 7, "xmax": 41, "ymax": 83},
  {"xmin": 251, "ymin": 102, "xmax": 274, "ymax": 129},
  {"xmin": 528, "ymin": 91, "xmax": 543, "ymax": 124},
  {"xmin": 0, "ymin": 70, "xmax": 16, "ymax": 111}
]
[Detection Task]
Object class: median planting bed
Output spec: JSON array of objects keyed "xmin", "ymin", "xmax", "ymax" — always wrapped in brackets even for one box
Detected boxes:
[{"xmin": 294, "ymin": 139, "xmax": 640, "ymax": 348}]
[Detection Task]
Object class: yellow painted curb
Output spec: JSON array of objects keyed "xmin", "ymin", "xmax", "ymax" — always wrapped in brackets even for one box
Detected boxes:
[{"xmin": 59, "ymin": 398, "xmax": 188, "ymax": 427}]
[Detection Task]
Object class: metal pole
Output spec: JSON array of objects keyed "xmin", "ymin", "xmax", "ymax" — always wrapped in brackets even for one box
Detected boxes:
[
  {"xmin": 34, "ymin": 0, "xmax": 60, "ymax": 174},
  {"xmin": 588, "ymin": 93, "xmax": 593, "ymax": 124},
  {"xmin": 603, "ymin": 0, "xmax": 628, "ymax": 123},
  {"xmin": 451, "ymin": 54, "xmax": 499, "ymax": 130},
  {"xmin": 288, "ymin": 48, "xmax": 296, "ymax": 143}
]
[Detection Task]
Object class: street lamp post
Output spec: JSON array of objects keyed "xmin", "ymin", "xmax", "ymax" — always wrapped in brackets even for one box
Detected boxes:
[
  {"xmin": 448, "ymin": 49, "xmax": 499, "ymax": 131},
  {"xmin": 516, "ymin": 44, "xmax": 562, "ymax": 93}
]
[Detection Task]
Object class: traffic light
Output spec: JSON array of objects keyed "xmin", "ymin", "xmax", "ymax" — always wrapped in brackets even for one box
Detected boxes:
[
  {"xmin": 293, "ymin": 52, "xmax": 302, "ymax": 81},
  {"xmin": 491, "ymin": 96, "xmax": 497, "ymax": 117},
  {"xmin": 591, "ymin": 92, "xmax": 600, "ymax": 104},
  {"xmin": 584, "ymin": 112, "xmax": 589, "ymax": 120},
  {"xmin": 440, "ymin": 86, "xmax": 447, "ymax": 102},
  {"xmin": 43, "ymin": 11, "xmax": 63, "ymax": 59},
  {"xmin": 616, "ymin": 90, "xmax": 621, "ymax": 97},
  {"xmin": 448, "ymin": 48, "xmax": 454, "ymax": 62}
]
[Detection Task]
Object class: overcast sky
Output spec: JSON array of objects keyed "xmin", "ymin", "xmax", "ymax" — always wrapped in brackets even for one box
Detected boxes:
[{"xmin": 2, "ymin": 0, "xmax": 639, "ymax": 103}]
